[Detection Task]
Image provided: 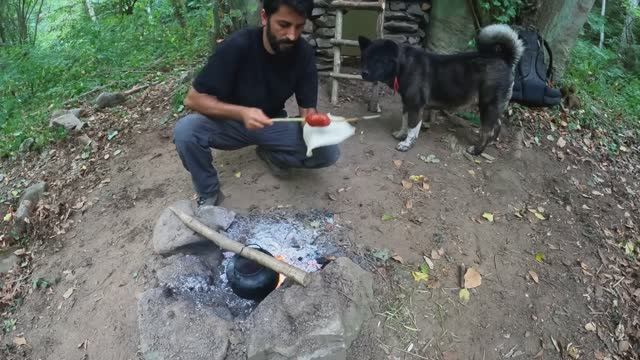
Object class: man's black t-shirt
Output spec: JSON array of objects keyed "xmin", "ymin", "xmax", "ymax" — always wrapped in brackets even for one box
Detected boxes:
[{"xmin": 192, "ymin": 27, "xmax": 318, "ymax": 118}]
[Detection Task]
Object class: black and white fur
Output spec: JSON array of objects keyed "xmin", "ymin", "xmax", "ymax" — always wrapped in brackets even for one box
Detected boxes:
[{"xmin": 358, "ymin": 24, "xmax": 524, "ymax": 155}]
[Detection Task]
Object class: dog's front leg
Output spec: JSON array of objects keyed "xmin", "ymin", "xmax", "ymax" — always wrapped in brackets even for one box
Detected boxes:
[
  {"xmin": 392, "ymin": 111, "xmax": 409, "ymax": 140},
  {"xmin": 396, "ymin": 108, "xmax": 422, "ymax": 152}
]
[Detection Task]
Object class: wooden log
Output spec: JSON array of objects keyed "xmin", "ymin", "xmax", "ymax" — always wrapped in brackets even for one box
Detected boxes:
[
  {"xmin": 319, "ymin": 71, "xmax": 362, "ymax": 80},
  {"xmin": 314, "ymin": 0, "xmax": 384, "ymax": 10},
  {"xmin": 329, "ymin": 38, "xmax": 359, "ymax": 47},
  {"xmin": 169, "ymin": 206, "xmax": 310, "ymax": 286}
]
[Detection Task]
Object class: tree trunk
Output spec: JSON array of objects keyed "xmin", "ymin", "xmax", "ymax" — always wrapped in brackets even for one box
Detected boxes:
[
  {"xmin": 426, "ymin": 0, "xmax": 477, "ymax": 53},
  {"xmin": 85, "ymin": 0, "xmax": 97, "ymax": 22},
  {"xmin": 170, "ymin": 0, "xmax": 187, "ymax": 28},
  {"xmin": 599, "ymin": 0, "xmax": 606, "ymax": 48},
  {"xmin": 621, "ymin": 0, "xmax": 639, "ymax": 48},
  {"xmin": 523, "ymin": 0, "xmax": 597, "ymax": 80}
]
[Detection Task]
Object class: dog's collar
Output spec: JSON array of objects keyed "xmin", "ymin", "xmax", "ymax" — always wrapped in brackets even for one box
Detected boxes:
[{"xmin": 393, "ymin": 76, "xmax": 399, "ymax": 95}]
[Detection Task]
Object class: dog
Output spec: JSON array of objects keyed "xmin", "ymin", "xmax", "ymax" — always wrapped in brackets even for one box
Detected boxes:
[{"xmin": 358, "ymin": 24, "xmax": 524, "ymax": 155}]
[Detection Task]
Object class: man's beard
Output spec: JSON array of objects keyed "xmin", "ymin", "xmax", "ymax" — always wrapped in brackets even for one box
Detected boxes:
[{"xmin": 266, "ymin": 21, "xmax": 296, "ymax": 56}]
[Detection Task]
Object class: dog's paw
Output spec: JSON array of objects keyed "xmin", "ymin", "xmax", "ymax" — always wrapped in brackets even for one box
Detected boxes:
[
  {"xmin": 392, "ymin": 129, "xmax": 408, "ymax": 140},
  {"xmin": 466, "ymin": 145, "xmax": 483, "ymax": 156},
  {"xmin": 396, "ymin": 141, "xmax": 414, "ymax": 152}
]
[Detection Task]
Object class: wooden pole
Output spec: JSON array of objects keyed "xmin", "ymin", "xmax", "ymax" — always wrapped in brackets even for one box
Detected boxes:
[
  {"xmin": 169, "ymin": 206, "xmax": 310, "ymax": 286},
  {"xmin": 599, "ymin": 0, "xmax": 606, "ymax": 48},
  {"xmin": 331, "ymin": 9, "xmax": 344, "ymax": 105},
  {"xmin": 368, "ymin": 0, "xmax": 385, "ymax": 113}
]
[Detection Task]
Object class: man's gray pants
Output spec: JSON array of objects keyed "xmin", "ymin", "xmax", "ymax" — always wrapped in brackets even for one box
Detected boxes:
[{"xmin": 173, "ymin": 112, "xmax": 340, "ymax": 198}]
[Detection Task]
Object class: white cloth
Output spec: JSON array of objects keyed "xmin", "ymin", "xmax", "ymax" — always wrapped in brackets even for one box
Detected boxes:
[{"xmin": 302, "ymin": 114, "xmax": 355, "ymax": 157}]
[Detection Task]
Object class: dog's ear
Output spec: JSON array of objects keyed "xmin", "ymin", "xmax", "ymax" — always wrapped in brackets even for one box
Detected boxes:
[
  {"xmin": 358, "ymin": 36, "xmax": 372, "ymax": 50},
  {"xmin": 382, "ymin": 39, "xmax": 400, "ymax": 56}
]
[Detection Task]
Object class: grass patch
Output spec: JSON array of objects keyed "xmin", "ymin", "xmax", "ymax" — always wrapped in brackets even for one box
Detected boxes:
[
  {"xmin": 0, "ymin": 3, "xmax": 214, "ymax": 157},
  {"xmin": 564, "ymin": 40, "xmax": 640, "ymax": 150}
]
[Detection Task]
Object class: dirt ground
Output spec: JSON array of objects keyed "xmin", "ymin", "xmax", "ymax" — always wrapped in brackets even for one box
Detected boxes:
[{"xmin": 1, "ymin": 76, "xmax": 638, "ymax": 360}]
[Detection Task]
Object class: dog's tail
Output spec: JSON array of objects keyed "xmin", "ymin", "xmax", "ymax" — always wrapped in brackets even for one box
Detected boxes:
[{"xmin": 477, "ymin": 24, "xmax": 524, "ymax": 69}]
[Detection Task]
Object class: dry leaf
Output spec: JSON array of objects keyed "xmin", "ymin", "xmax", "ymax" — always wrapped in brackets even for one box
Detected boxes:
[
  {"xmin": 412, "ymin": 271, "xmax": 429, "ymax": 282},
  {"xmin": 567, "ymin": 343, "xmax": 580, "ymax": 359},
  {"xmin": 391, "ymin": 255, "xmax": 404, "ymax": 264},
  {"xmin": 423, "ymin": 256, "xmax": 434, "ymax": 270},
  {"xmin": 557, "ymin": 137, "xmax": 567, "ymax": 148},
  {"xmin": 585, "ymin": 322, "xmax": 597, "ymax": 332},
  {"xmin": 529, "ymin": 270, "xmax": 539, "ymax": 284},
  {"xmin": 401, "ymin": 180, "xmax": 413, "ymax": 189},
  {"xmin": 405, "ymin": 199, "xmax": 413, "ymax": 209},
  {"xmin": 13, "ymin": 337, "xmax": 27, "ymax": 346},
  {"xmin": 535, "ymin": 252, "xmax": 545, "ymax": 263},
  {"xmin": 63, "ymin": 288, "xmax": 74, "ymax": 299},
  {"xmin": 422, "ymin": 182, "xmax": 430, "ymax": 191},
  {"xmin": 393, "ymin": 159, "xmax": 403, "ymax": 168},
  {"xmin": 431, "ymin": 249, "xmax": 441, "ymax": 260},
  {"xmin": 234, "ymin": 171, "xmax": 241, "ymax": 178},
  {"xmin": 464, "ymin": 268, "xmax": 482, "ymax": 288}
]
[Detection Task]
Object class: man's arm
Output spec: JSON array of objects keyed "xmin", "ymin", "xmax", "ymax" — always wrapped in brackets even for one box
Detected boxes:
[{"xmin": 184, "ymin": 87, "xmax": 272, "ymax": 130}]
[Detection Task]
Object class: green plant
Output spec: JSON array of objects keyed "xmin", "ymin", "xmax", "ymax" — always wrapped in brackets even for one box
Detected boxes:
[
  {"xmin": 478, "ymin": 0, "xmax": 523, "ymax": 24},
  {"xmin": 2, "ymin": 319, "xmax": 16, "ymax": 333}
]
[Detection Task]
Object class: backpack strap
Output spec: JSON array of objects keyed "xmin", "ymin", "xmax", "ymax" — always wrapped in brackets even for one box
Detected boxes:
[{"xmin": 542, "ymin": 38, "xmax": 554, "ymax": 83}]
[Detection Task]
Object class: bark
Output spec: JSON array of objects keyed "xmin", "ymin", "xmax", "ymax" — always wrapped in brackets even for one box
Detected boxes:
[
  {"xmin": 599, "ymin": 0, "xmax": 606, "ymax": 48},
  {"xmin": 426, "ymin": 0, "xmax": 477, "ymax": 52},
  {"xmin": 523, "ymin": 0, "xmax": 597, "ymax": 80},
  {"xmin": 85, "ymin": 0, "xmax": 97, "ymax": 22},
  {"xmin": 621, "ymin": 0, "xmax": 639, "ymax": 48}
]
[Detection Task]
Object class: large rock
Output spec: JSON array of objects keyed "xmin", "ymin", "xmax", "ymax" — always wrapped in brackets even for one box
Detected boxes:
[
  {"xmin": 245, "ymin": 257, "xmax": 374, "ymax": 360},
  {"xmin": 152, "ymin": 200, "xmax": 236, "ymax": 255},
  {"xmin": 49, "ymin": 113, "xmax": 85, "ymax": 131},
  {"xmin": 315, "ymin": 28, "xmax": 335, "ymax": 38},
  {"xmin": 388, "ymin": 1, "xmax": 406, "ymax": 11},
  {"xmin": 315, "ymin": 15, "xmax": 335, "ymax": 28},
  {"xmin": 384, "ymin": 21, "xmax": 419, "ymax": 33},
  {"xmin": 315, "ymin": 38, "xmax": 333, "ymax": 49},
  {"xmin": 311, "ymin": 8, "xmax": 326, "ymax": 18},
  {"xmin": 95, "ymin": 92, "xmax": 126, "ymax": 109},
  {"xmin": 407, "ymin": 3, "xmax": 425, "ymax": 17},
  {"xmin": 137, "ymin": 288, "xmax": 231, "ymax": 360},
  {"xmin": 384, "ymin": 11, "xmax": 414, "ymax": 22},
  {"xmin": 14, "ymin": 181, "xmax": 47, "ymax": 235}
]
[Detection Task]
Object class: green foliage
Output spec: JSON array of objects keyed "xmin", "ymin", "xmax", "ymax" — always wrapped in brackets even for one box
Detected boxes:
[
  {"xmin": 0, "ymin": 0, "xmax": 214, "ymax": 157},
  {"xmin": 478, "ymin": 0, "xmax": 523, "ymax": 24},
  {"xmin": 565, "ymin": 40, "xmax": 640, "ymax": 147}
]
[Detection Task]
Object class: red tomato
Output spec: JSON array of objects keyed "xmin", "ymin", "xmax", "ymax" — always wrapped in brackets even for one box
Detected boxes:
[{"xmin": 305, "ymin": 113, "xmax": 331, "ymax": 127}]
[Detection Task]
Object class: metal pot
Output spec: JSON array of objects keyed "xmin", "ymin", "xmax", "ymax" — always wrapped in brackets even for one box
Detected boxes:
[{"xmin": 225, "ymin": 245, "xmax": 279, "ymax": 301}]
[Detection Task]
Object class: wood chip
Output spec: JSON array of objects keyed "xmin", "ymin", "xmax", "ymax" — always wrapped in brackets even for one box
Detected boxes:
[{"xmin": 529, "ymin": 270, "xmax": 539, "ymax": 284}]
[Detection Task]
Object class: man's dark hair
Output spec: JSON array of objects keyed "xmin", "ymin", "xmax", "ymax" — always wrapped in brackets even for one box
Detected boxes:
[{"xmin": 262, "ymin": 0, "xmax": 313, "ymax": 18}]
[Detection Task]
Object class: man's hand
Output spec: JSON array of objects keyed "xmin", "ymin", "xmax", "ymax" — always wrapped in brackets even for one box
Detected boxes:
[{"xmin": 241, "ymin": 107, "xmax": 272, "ymax": 130}]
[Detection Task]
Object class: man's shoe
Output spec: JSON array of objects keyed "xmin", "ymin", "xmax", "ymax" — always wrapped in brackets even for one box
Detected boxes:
[
  {"xmin": 197, "ymin": 191, "xmax": 225, "ymax": 207},
  {"xmin": 256, "ymin": 147, "xmax": 291, "ymax": 178}
]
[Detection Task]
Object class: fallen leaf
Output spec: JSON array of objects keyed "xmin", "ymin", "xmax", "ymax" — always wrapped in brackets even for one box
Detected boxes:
[
  {"xmin": 431, "ymin": 249, "xmax": 441, "ymax": 260},
  {"xmin": 482, "ymin": 212, "xmax": 494, "ymax": 222},
  {"xmin": 557, "ymin": 137, "xmax": 567, "ymax": 148},
  {"xmin": 3, "ymin": 212, "xmax": 12, "ymax": 222},
  {"xmin": 529, "ymin": 270, "xmax": 539, "ymax": 284},
  {"xmin": 381, "ymin": 214, "xmax": 395, "ymax": 221},
  {"xmin": 107, "ymin": 130, "xmax": 119, "ymax": 140},
  {"xmin": 585, "ymin": 322, "xmax": 597, "ymax": 332},
  {"xmin": 13, "ymin": 337, "xmax": 27, "ymax": 346},
  {"xmin": 619, "ymin": 145, "xmax": 629, "ymax": 153},
  {"xmin": 405, "ymin": 199, "xmax": 413, "ymax": 209},
  {"xmin": 422, "ymin": 182, "xmax": 430, "ymax": 191},
  {"xmin": 566, "ymin": 343, "xmax": 580, "ymax": 359},
  {"xmin": 423, "ymin": 256, "xmax": 434, "ymax": 270},
  {"xmin": 103, "ymin": 154, "xmax": 110, "ymax": 160},
  {"xmin": 391, "ymin": 255, "xmax": 404, "ymax": 264},
  {"xmin": 480, "ymin": 153, "xmax": 496, "ymax": 161},
  {"xmin": 13, "ymin": 249, "xmax": 26, "ymax": 256},
  {"xmin": 234, "ymin": 171, "xmax": 241, "ymax": 178},
  {"xmin": 535, "ymin": 252, "xmax": 545, "ymax": 263},
  {"xmin": 464, "ymin": 268, "xmax": 482, "ymax": 288},
  {"xmin": 401, "ymin": 180, "xmax": 413, "ymax": 189},
  {"xmin": 393, "ymin": 159, "xmax": 403, "ymax": 168},
  {"xmin": 327, "ymin": 193, "xmax": 337, "ymax": 201},
  {"xmin": 63, "ymin": 288, "xmax": 74, "ymax": 299},
  {"xmin": 468, "ymin": 170, "xmax": 475, "ymax": 176},
  {"xmin": 458, "ymin": 288, "xmax": 470, "ymax": 304},
  {"xmin": 412, "ymin": 270, "xmax": 429, "ymax": 282},
  {"xmin": 409, "ymin": 175, "xmax": 425, "ymax": 183}
]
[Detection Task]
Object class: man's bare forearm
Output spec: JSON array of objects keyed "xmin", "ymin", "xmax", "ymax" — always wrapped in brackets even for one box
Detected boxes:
[{"xmin": 184, "ymin": 87, "xmax": 247, "ymax": 121}]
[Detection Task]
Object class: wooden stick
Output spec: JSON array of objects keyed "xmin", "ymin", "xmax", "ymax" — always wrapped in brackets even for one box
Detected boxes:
[
  {"xmin": 271, "ymin": 115, "xmax": 381, "ymax": 122},
  {"xmin": 169, "ymin": 206, "xmax": 310, "ymax": 286}
]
